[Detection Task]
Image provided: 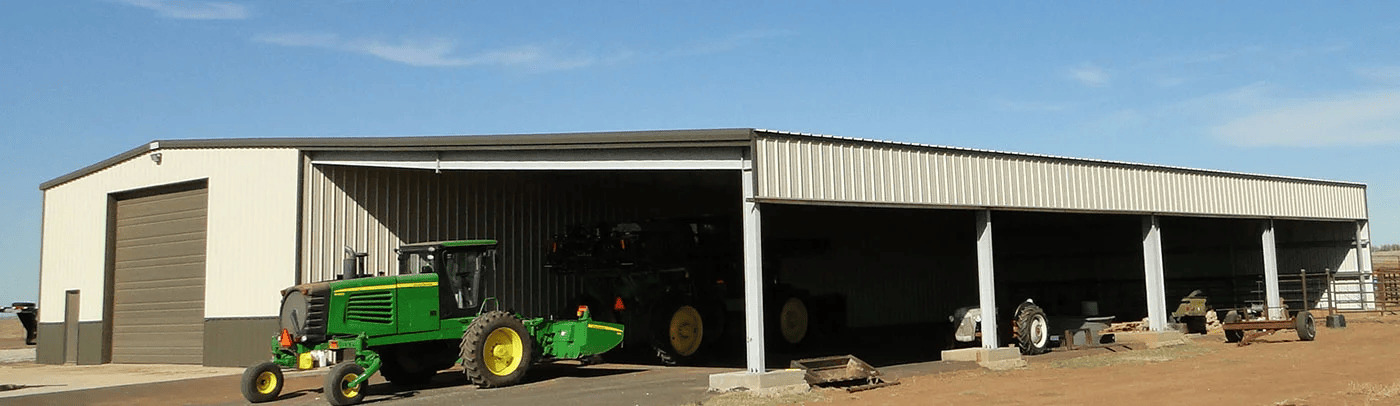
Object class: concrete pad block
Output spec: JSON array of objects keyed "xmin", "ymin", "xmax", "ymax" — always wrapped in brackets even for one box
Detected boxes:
[
  {"xmin": 709, "ymin": 369, "xmax": 809, "ymax": 393},
  {"xmin": 940, "ymin": 348, "xmax": 981, "ymax": 362},
  {"xmin": 1115, "ymin": 331, "xmax": 1187, "ymax": 348},
  {"xmin": 977, "ymin": 347, "xmax": 1022, "ymax": 363}
]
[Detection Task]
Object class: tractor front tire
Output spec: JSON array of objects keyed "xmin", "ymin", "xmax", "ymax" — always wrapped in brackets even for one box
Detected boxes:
[
  {"xmin": 653, "ymin": 302, "xmax": 706, "ymax": 365},
  {"xmin": 240, "ymin": 361, "xmax": 284, "ymax": 403},
  {"xmin": 1013, "ymin": 303, "xmax": 1050, "ymax": 355},
  {"xmin": 1222, "ymin": 310, "xmax": 1244, "ymax": 343},
  {"xmin": 324, "ymin": 362, "xmax": 367, "ymax": 406},
  {"xmin": 461, "ymin": 311, "xmax": 534, "ymax": 388}
]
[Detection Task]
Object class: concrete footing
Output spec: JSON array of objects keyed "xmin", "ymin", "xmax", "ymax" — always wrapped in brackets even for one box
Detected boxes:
[
  {"xmin": 1114, "ymin": 330, "xmax": 1187, "ymax": 348},
  {"xmin": 940, "ymin": 347, "xmax": 1024, "ymax": 369},
  {"xmin": 708, "ymin": 369, "xmax": 809, "ymax": 393}
]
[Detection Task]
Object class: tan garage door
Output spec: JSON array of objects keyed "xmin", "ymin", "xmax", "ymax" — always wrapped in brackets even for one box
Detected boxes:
[{"xmin": 111, "ymin": 185, "xmax": 208, "ymax": 364}]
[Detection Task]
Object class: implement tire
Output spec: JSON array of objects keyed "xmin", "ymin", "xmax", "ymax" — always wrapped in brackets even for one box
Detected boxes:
[
  {"xmin": 1295, "ymin": 311, "xmax": 1316, "ymax": 341},
  {"xmin": 240, "ymin": 361, "xmax": 283, "ymax": 403},
  {"xmin": 1013, "ymin": 302, "xmax": 1050, "ymax": 355},
  {"xmin": 1223, "ymin": 310, "xmax": 1245, "ymax": 343},
  {"xmin": 462, "ymin": 311, "xmax": 533, "ymax": 388}
]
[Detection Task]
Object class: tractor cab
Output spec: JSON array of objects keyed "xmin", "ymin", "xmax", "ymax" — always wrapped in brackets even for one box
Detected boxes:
[{"xmin": 396, "ymin": 240, "xmax": 498, "ymax": 319}]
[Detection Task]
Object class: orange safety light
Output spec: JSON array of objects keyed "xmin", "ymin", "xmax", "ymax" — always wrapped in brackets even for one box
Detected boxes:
[
  {"xmin": 613, "ymin": 296, "xmax": 626, "ymax": 311},
  {"xmin": 576, "ymin": 305, "xmax": 590, "ymax": 317},
  {"xmin": 551, "ymin": 242, "xmax": 558, "ymax": 253},
  {"xmin": 278, "ymin": 329, "xmax": 293, "ymax": 348},
  {"xmin": 619, "ymin": 239, "xmax": 627, "ymax": 250}
]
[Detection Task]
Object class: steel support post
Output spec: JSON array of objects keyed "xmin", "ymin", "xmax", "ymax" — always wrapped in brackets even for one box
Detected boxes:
[
  {"xmin": 975, "ymin": 210, "xmax": 999, "ymax": 348},
  {"xmin": 1262, "ymin": 219, "xmax": 1283, "ymax": 320},
  {"xmin": 1142, "ymin": 215, "xmax": 1168, "ymax": 331},
  {"xmin": 1357, "ymin": 220, "xmax": 1375, "ymax": 310},
  {"xmin": 741, "ymin": 158, "xmax": 766, "ymax": 374}
]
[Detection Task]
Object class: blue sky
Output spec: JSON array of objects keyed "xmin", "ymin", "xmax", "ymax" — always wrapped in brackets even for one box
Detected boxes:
[{"xmin": 2, "ymin": 1, "xmax": 1398, "ymax": 304}]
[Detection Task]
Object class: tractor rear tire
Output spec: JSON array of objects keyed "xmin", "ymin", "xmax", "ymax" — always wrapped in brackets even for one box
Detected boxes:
[
  {"xmin": 324, "ymin": 362, "xmax": 367, "ymax": 406},
  {"xmin": 1013, "ymin": 302, "xmax": 1050, "ymax": 355},
  {"xmin": 461, "ymin": 311, "xmax": 533, "ymax": 388},
  {"xmin": 240, "ymin": 361, "xmax": 284, "ymax": 403},
  {"xmin": 1222, "ymin": 310, "xmax": 1244, "ymax": 343},
  {"xmin": 653, "ymin": 302, "xmax": 706, "ymax": 365},
  {"xmin": 777, "ymin": 296, "xmax": 810, "ymax": 346},
  {"xmin": 1295, "ymin": 311, "xmax": 1317, "ymax": 341}
]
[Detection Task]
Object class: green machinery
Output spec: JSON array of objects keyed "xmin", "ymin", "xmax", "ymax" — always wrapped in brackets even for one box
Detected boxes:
[{"xmin": 240, "ymin": 240, "xmax": 625, "ymax": 406}]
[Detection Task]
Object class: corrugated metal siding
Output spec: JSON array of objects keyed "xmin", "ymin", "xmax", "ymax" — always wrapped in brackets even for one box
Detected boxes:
[
  {"xmin": 39, "ymin": 148, "xmax": 300, "ymax": 323},
  {"xmin": 755, "ymin": 136, "xmax": 1367, "ymax": 220},
  {"xmin": 301, "ymin": 165, "xmax": 740, "ymax": 318}
]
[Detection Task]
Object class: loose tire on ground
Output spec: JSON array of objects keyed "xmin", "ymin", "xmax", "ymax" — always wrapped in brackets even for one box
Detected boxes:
[
  {"xmin": 324, "ymin": 362, "xmax": 366, "ymax": 406},
  {"xmin": 653, "ymin": 302, "xmax": 705, "ymax": 365},
  {"xmin": 461, "ymin": 311, "xmax": 534, "ymax": 388},
  {"xmin": 1295, "ymin": 311, "xmax": 1316, "ymax": 341},
  {"xmin": 1182, "ymin": 315, "xmax": 1208, "ymax": 335},
  {"xmin": 1013, "ymin": 302, "xmax": 1050, "ymax": 355},
  {"xmin": 240, "ymin": 361, "xmax": 284, "ymax": 403},
  {"xmin": 1222, "ymin": 310, "xmax": 1244, "ymax": 343}
]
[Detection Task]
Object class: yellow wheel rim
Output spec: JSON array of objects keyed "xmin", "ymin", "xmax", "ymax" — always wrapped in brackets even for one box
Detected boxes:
[
  {"xmin": 484, "ymin": 327, "xmax": 524, "ymax": 376},
  {"xmin": 669, "ymin": 305, "xmax": 703, "ymax": 357},
  {"xmin": 339, "ymin": 373, "xmax": 360, "ymax": 398},
  {"xmin": 780, "ymin": 298, "xmax": 809, "ymax": 344},
  {"xmin": 255, "ymin": 371, "xmax": 278, "ymax": 394}
]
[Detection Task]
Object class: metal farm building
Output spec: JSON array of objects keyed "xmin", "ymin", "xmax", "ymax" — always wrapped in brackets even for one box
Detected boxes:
[{"xmin": 35, "ymin": 129, "xmax": 1374, "ymax": 373}]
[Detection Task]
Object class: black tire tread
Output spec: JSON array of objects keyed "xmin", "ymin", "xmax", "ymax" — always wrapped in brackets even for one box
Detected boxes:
[
  {"xmin": 240, "ymin": 361, "xmax": 283, "ymax": 403},
  {"xmin": 461, "ymin": 311, "xmax": 533, "ymax": 388},
  {"xmin": 1013, "ymin": 303, "xmax": 1050, "ymax": 356},
  {"xmin": 324, "ymin": 362, "xmax": 366, "ymax": 406}
]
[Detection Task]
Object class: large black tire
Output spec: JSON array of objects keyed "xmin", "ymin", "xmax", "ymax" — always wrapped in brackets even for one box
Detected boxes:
[
  {"xmin": 324, "ymin": 362, "xmax": 367, "ymax": 406},
  {"xmin": 1295, "ymin": 311, "xmax": 1317, "ymax": 341},
  {"xmin": 461, "ymin": 311, "xmax": 534, "ymax": 388},
  {"xmin": 1222, "ymin": 310, "xmax": 1244, "ymax": 343},
  {"xmin": 652, "ymin": 302, "xmax": 706, "ymax": 365},
  {"xmin": 1013, "ymin": 302, "xmax": 1050, "ymax": 355},
  {"xmin": 378, "ymin": 348, "xmax": 437, "ymax": 386},
  {"xmin": 776, "ymin": 296, "xmax": 810, "ymax": 347},
  {"xmin": 240, "ymin": 361, "xmax": 284, "ymax": 403}
]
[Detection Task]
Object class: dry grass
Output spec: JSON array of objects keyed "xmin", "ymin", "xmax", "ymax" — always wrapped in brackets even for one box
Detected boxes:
[
  {"xmin": 1047, "ymin": 343, "xmax": 1216, "ymax": 369},
  {"xmin": 695, "ymin": 387, "xmax": 832, "ymax": 406},
  {"xmin": 1347, "ymin": 380, "xmax": 1400, "ymax": 400}
]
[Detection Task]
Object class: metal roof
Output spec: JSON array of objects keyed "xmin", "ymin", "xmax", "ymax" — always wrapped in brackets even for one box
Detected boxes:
[{"xmin": 41, "ymin": 128, "xmax": 1365, "ymax": 190}]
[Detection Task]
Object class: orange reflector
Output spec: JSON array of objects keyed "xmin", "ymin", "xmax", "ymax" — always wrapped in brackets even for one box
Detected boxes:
[
  {"xmin": 619, "ymin": 239, "xmax": 627, "ymax": 250},
  {"xmin": 551, "ymin": 242, "xmax": 558, "ymax": 253},
  {"xmin": 576, "ymin": 305, "xmax": 589, "ymax": 317},
  {"xmin": 329, "ymin": 341, "xmax": 339, "ymax": 349},
  {"xmin": 613, "ymin": 297, "xmax": 626, "ymax": 311},
  {"xmin": 278, "ymin": 329, "xmax": 293, "ymax": 348}
]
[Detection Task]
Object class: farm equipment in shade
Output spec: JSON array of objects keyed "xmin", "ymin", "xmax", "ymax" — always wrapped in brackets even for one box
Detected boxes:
[
  {"xmin": 2, "ymin": 302, "xmax": 37, "ymax": 345},
  {"xmin": 949, "ymin": 299, "xmax": 1052, "ymax": 355},
  {"xmin": 240, "ymin": 240, "xmax": 624, "ymax": 406},
  {"xmin": 1170, "ymin": 290, "xmax": 1211, "ymax": 334},
  {"xmin": 547, "ymin": 217, "xmax": 829, "ymax": 364}
]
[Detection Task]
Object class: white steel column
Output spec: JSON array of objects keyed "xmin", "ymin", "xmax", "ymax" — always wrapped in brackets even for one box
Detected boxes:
[
  {"xmin": 975, "ymin": 210, "xmax": 999, "ymax": 349},
  {"xmin": 1357, "ymin": 221, "xmax": 1375, "ymax": 310},
  {"xmin": 1261, "ymin": 219, "xmax": 1283, "ymax": 320},
  {"xmin": 1141, "ymin": 215, "xmax": 1168, "ymax": 331},
  {"xmin": 741, "ymin": 158, "xmax": 766, "ymax": 373}
]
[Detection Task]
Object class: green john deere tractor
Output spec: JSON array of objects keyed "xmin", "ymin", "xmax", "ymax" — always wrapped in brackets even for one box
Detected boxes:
[{"xmin": 240, "ymin": 240, "xmax": 625, "ymax": 406}]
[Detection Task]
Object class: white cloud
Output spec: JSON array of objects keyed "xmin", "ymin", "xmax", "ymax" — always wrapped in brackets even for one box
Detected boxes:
[
  {"xmin": 1209, "ymin": 90, "xmax": 1400, "ymax": 147},
  {"xmin": 669, "ymin": 29, "xmax": 792, "ymax": 56},
  {"xmin": 992, "ymin": 99, "xmax": 1073, "ymax": 112},
  {"xmin": 1068, "ymin": 63, "xmax": 1110, "ymax": 87},
  {"xmin": 1357, "ymin": 66, "xmax": 1400, "ymax": 84},
  {"xmin": 254, "ymin": 32, "xmax": 610, "ymax": 71},
  {"xmin": 116, "ymin": 0, "xmax": 248, "ymax": 20}
]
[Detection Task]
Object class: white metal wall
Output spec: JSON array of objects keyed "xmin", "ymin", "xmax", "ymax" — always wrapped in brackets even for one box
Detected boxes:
[
  {"xmin": 39, "ymin": 148, "xmax": 301, "ymax": 322},
  {"xmin": 755, "ymin": 135, "xmax": 1367, "ymax": 220}
]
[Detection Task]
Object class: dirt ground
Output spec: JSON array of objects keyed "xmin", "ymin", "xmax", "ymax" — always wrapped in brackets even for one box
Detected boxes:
[
  {"xmin": 0, "ymin": 317, "xmax": 29, "ymax": 350},
  {"xmin": 726, "ymin": 313, "xmax": 1400, "ymax": 406}
]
